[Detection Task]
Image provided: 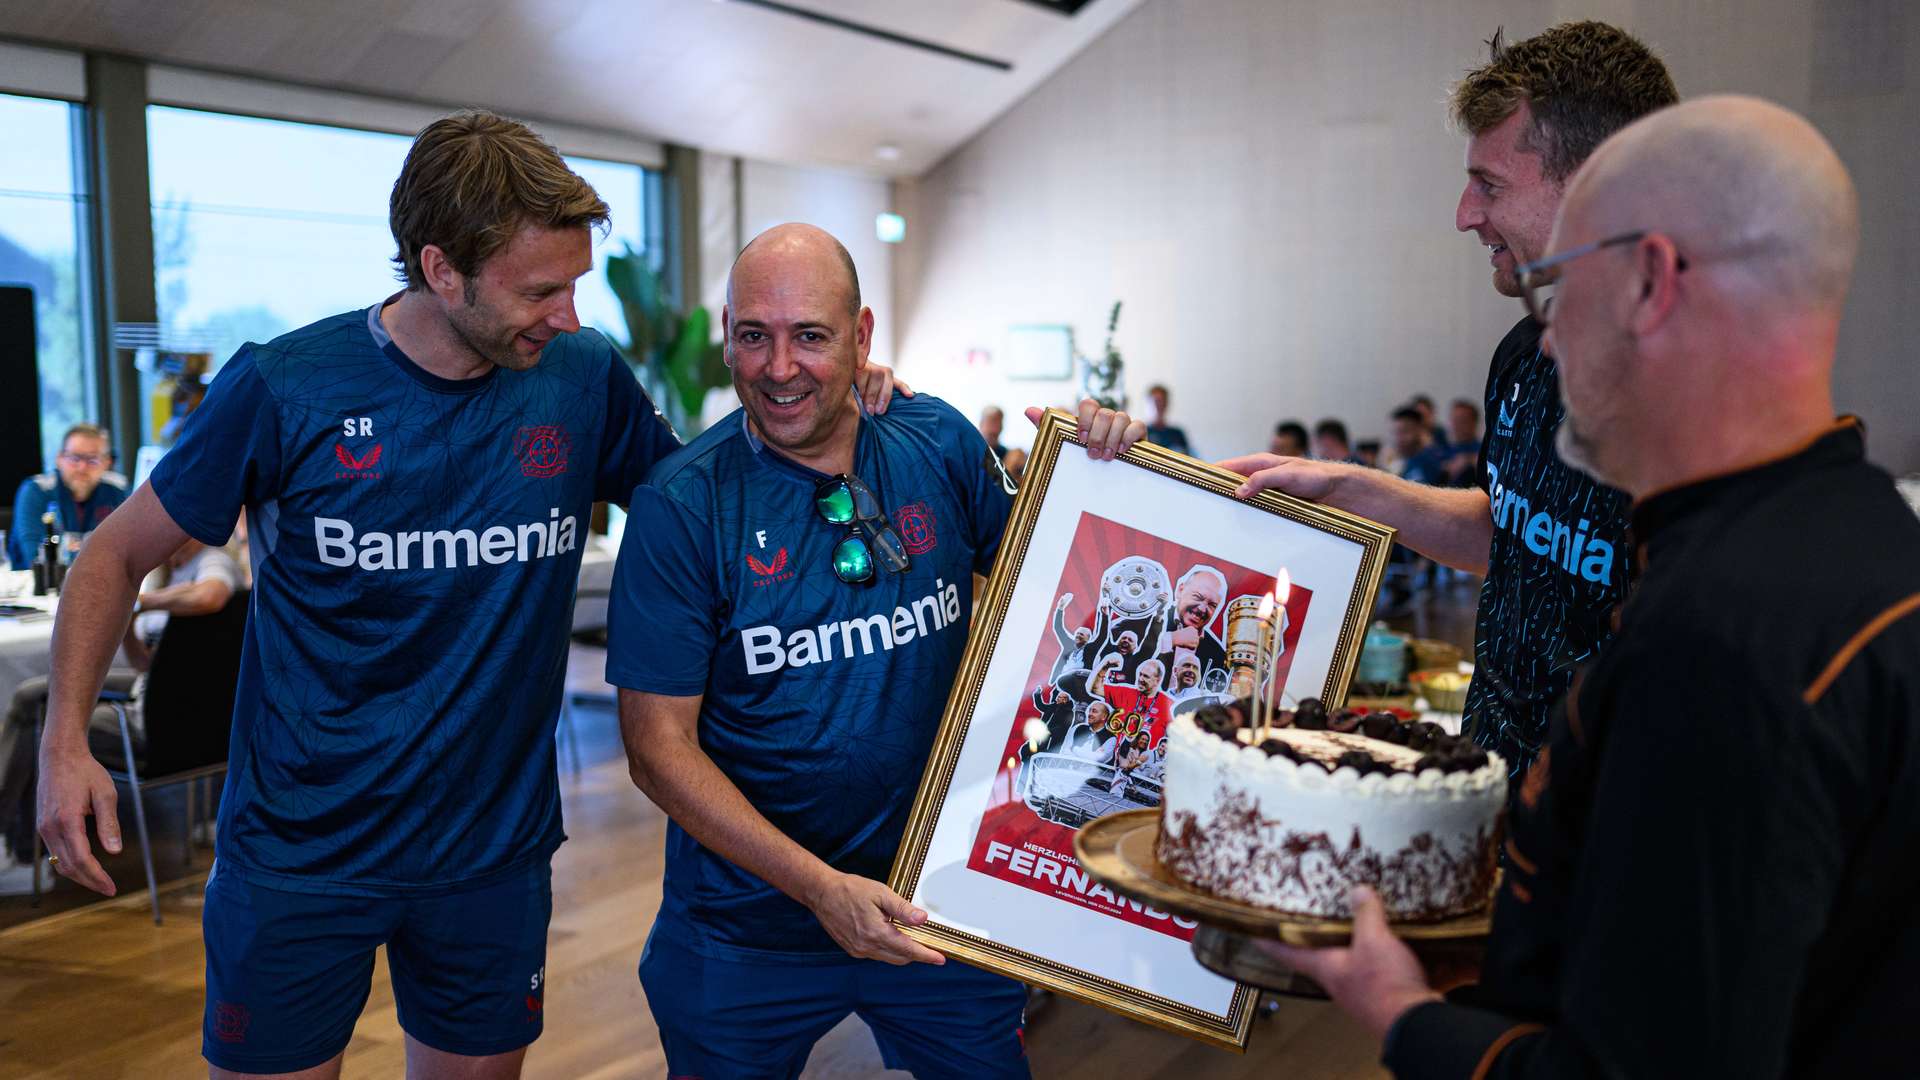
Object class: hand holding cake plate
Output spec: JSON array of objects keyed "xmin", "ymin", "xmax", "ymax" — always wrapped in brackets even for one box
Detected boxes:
[{"xmin": 1074, "ymin": 696, "xmax": 1504, "ymax": 992}]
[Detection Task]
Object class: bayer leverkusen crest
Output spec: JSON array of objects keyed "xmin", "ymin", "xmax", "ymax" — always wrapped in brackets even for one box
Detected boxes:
[
  {"xmin": 515, "ymin": 425, "xmax": 571, "ymax": 478},
  {"xmin": 894, "ymin": 501, "xmax": 937, "ymax": 555}
]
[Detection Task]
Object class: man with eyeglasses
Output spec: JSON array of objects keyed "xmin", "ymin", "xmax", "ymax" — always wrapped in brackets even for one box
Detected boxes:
[
  {"xmin": 1263, "ymin": 94, "xmax": 1920, "ymax": 1080},
  {"xmin": 8, "ymin": 423, "xmax": 128, "ymax": 570},
  {"xmin": 605, "ymin": 223, "xmax": 1142, "ymax": 1077},
  {"xmin": 1221, "ymin": 23, "xmax": 1678, "ymax": 777}
]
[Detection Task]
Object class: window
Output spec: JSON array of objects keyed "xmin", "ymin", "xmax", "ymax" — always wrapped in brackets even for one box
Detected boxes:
[
  {"xmin": 0, "ymin": 92, "xmax": 98, "ymax": 469},
  {"xmin": 146, "ymin": 106, "xmax": 650, "ymax": 388}
]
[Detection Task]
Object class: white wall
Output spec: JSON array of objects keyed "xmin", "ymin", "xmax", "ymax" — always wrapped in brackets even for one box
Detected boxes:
[
  {"xmin": 740, "ymin": 159, "xmax": 895, "ymax": 353},
  {"xmin": 694, "ymin": 153, "xmax": 896, "ymax": 426},
  {"xmin": 890, "ymin": 0, "xmax": 1920, "ymax": 472}
]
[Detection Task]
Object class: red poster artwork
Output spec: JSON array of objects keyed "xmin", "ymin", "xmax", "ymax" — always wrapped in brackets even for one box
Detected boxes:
[{"xmin": 965, "ymin": 512, "xmax": 1312, "ymax": 938}]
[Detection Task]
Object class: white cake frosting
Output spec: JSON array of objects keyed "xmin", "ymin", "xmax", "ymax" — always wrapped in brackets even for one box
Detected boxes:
[{"xmin": 1156, "ymin": 713, "xmax": 1507, "ymax": 920}]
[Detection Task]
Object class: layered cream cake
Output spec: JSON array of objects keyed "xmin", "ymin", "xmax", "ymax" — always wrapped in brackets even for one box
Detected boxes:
[{"xmin": 1156, "ymin": 700, "xmax": 1505, "ymax": 921}]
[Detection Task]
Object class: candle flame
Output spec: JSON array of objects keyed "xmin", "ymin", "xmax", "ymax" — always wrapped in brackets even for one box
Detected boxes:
[
  {"xmin": 1274, "ymin": 568, "xmax": 1292, "ymax": 605},
  {"xmin": 1257, "ymin": 593, "xmax": 1275, "ymax": 620}
]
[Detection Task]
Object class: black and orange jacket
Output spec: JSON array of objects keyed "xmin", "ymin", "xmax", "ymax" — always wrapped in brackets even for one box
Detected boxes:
[{"xmin": 1385, "ymin": 421, "xmax": 1920, "ymax": 1078}]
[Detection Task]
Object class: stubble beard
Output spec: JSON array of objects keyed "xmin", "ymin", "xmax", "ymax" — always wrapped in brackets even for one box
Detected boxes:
[{"xmin": 448, "ymin": 296, "xmax": 536, "ymax": 373}]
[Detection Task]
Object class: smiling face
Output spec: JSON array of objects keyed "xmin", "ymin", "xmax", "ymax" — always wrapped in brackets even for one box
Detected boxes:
[
  {"xmin": 1085, "ymin": 701, "xmax": 1111, "ymax": 727},
  {"xmin": 1072, "ymin": 626, "xmax": 1093, "ymax": 646},
  {"xmin": 1115, "ymin": 632, "xmax": 1138, "ymax": 656},
  {"xmin": 1174, "ymin": 573, "xmax": 1224, "ymax": 631},
  {"xmin": 724, "ymin": 228, "xmax": 872, "ymax": 466},
  {"xmin": 1457, "ymin": 105, "xmax": 1565, "ymax": 298},
  {"xmin": 441, "ymin": 224, "xmax": 592, "ymax": 372}
]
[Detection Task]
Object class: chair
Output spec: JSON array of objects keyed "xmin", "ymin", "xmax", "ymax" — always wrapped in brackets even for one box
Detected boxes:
[{"xmin": 33, "ymin": 592, "xmax": 247, "ymax": 923}]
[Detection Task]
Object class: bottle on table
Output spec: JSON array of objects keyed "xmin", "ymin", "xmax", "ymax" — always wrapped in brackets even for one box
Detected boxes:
[{"xmin": 32, "ymin": 512, "xmax": 63, "ymax": 596}]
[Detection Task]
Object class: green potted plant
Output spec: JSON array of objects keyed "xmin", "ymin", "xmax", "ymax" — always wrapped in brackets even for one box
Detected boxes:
[
  {"xmin": 1081, "ymin": 300, "xmax": 1126, "ymax": 409},
  {"xmin": 605, "ymin": 243, "xmax": 730, "ymax": 437}
]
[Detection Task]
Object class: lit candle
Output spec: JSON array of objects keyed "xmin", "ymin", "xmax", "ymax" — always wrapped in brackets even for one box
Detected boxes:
[
  {"xmin": 1255, "ymin": 592, "xmax": 1276, "ymax": 738},
  {"xmin": 1264, "ymin": 569, "xmax": 1292, "ymax": 739}
]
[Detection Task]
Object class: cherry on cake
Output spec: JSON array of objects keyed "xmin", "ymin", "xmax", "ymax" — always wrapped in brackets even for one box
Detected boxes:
[{"xmin": 1156, "ymin": 698, "xmax": 1505, "ymax": 921}]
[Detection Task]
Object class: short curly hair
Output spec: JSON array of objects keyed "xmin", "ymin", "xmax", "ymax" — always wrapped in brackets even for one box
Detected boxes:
[{"xmin": 1451, "ymin": 22, "xmax": 1679, "ymax": 182}]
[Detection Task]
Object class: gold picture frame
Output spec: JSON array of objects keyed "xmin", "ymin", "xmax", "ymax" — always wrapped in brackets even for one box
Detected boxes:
[{"xmin": 887, "ymin": 407, "xmax": 1395, "ymax": 1050}]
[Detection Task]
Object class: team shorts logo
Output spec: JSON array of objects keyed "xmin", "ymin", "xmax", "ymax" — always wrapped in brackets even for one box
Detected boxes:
[
  {"xmin": 212, "ymin": 1001, "xmax": 250, "ymax": 1043},
  {"xmin": 334, "ymin": 443, "xmax": 383, "ymax": 480},
  {"xmin": 515, "ymin": 425, "xmax": 571, "ymax": 478},
  {"xmin": 894, "ymin": 501, "xmax": 937, "ymax": 555}
]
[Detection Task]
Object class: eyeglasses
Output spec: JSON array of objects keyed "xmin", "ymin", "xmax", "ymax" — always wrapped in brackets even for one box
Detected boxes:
[
  {"xmin": 814, "ymin": 473, "xmax": 910, "ymax": 584},
  {"xmin": 58, "ymin": 452, "xmax": 107, "ymax": 467},
  {"xmin": 1516, "ymin": 230, "xmax": 1687, "ymax": 327}
]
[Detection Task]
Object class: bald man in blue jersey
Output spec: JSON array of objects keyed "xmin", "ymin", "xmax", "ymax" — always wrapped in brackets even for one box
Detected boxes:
[
  {"xmin": 36, "ymin": 116, "xmax": 904, "ymax": 1080},
  {"xmin": 608, "ymin": 223, "xmax": 1144, "ymax": 1078}
]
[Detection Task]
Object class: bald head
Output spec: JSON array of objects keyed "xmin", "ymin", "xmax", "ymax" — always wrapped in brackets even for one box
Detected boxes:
[
  {"xmin": 1564, "ymin": 94, "xmax": 1859, "ymax": 316},
  {"xmin": 730, "ymin": 222, "xmax": 862, "ymax": 316},
  {"xmin": 1546, "ymin": 96, "xmax": 1855, "ymax": 496}
]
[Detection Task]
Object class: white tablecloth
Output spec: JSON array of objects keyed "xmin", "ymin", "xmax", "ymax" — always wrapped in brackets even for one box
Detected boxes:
[{"xmin": 0, "ymin": 589, "xmax": 58, "ymax": 711}]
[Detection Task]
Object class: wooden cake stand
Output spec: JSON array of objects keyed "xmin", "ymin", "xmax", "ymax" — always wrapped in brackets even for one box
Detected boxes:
[{"xmin": 1074, "ymin": 808, "xmax": 1493, "ymax": 994}]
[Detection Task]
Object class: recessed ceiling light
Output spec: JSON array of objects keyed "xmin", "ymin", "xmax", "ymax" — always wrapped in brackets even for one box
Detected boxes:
[{"xmin": 875, "ymin": 143, "xmax": 902, "ymax": 162}]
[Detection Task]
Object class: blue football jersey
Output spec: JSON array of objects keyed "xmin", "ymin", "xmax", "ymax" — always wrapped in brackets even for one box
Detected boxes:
[
  {"xmin": 150, "ymin": 302, "xmax": 677, "ymax": 894},
  {"xmin": 605, "ymin": 394, "xmax": 1012, "ymax": 959}
]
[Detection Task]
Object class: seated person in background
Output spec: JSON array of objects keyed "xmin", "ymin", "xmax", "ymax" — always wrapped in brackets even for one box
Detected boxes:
[
  {"xmin": 1407, "ymin": 393, "xmax": 1450, "ymax": 452},
  {"xmin": 1442, "ymin": 399, "xmax": 1483, "ymax": 486},
  {"xmin": 1390, "ymin": 406, "xmax": 1451, "ymax": 486},
  {"xmin": 1001, "ymin": 445, "xmax": 1027, "ymax": 481},
  {"xmin": 1355, "ymin": 439, "xmax": 1382, "ymax": 468},
  {"xmin": 978, "ymin": 405, "xmax": 1008, "ymax": 461},
  {"xmin": 120, "ymin": 538, "xmax": 240, "ymax": 673},
  {"xmin": 1270, "ymin": 96, "xmax": 1920, "ymax": 1078},
  {"xmin": 1315, "ymin": 418, "xmax": 1362, "ymax": 464},
  {"xmin": 159, "ymin": 376, "xmax": 208, "ymax": 446},
  {"xmin": 8, "ymin": 423, "xmax": 128, "ymax": 569},
  {"xmin": 1269, "ymin": 419, "xmax": 1310, "ymax": 457},
  {"xmin": 1144, "ymin": 383, "xmax": 1192, "ymax": 455}
]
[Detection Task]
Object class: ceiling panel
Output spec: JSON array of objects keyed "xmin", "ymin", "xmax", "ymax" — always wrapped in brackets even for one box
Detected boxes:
[{"xmin": 0, "ymin": 0, "xmax": 1146, "ymax": 176}]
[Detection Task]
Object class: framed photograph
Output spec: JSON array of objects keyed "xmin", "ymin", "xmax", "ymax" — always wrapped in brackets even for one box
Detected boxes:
[
  {"xmin": 1004, "ymin": 323, "xmax": 1075, "ymax": 380},
  {"xmin": 888, "ymin": 409, "xmax": 1396, "ymax": 1049}
]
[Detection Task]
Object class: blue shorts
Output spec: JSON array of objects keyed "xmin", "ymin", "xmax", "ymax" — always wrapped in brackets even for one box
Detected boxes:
[
  {"xmin": 639, "ymin": 928, "xmax": 1030, "ymax": 1080},
  {"xmin": 201, "ymin": 858, "xmax": 553, "ymax": 1074}
]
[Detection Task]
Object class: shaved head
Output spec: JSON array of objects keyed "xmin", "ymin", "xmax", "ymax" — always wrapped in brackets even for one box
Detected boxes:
[
  {"xmin": 1563, "ymin": 94, "xmax": 1859, "ymax": 315},
  {"xmin": 730, "ymin": 222, "xmax": 861, "ymax": 316},
  {"xmin": 723, "ymin": 223, "xmax": 874, "ymax": 471}
]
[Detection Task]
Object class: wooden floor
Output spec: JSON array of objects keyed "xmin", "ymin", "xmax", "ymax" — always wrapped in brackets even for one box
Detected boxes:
[{"xmin": 0, "ymin": 608, "xmax": 1488, "ymax": 1077}]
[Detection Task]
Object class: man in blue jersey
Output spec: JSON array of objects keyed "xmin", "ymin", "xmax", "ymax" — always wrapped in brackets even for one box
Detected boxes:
[
  {"xmin": 606, "ymin": 223, "xmax": 1143, "ymax": 1078},
  {"xmin": 33, "ymin": 114, "xmax": 899, "ymax": 1080},
  {"xmin": 8, "ymin": 423, "xmax": 129, "ymax": 569}
]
